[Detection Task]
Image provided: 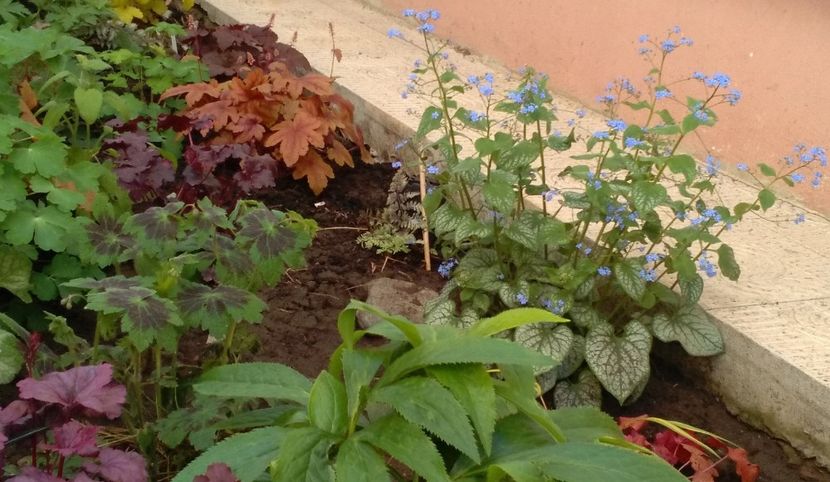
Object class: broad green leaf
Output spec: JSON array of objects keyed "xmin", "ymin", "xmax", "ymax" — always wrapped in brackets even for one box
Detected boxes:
[
  {"xmin": 471, "ymin": 308, "xmax": 567, "ymax": 338},
  {"xmin": 630, "ymin": 181, "xmax": 666, "ymax": 213},
  {"xmin": 431, "ymin": 203, "xmax": 466, "ymax": 237},
  {"xmin": 613, "ymin": 259, "xmax": 646, "ymax": 301},
  {"xmin": 74, "ymin": 87, "xmax": 103, "ymax": 125},
  {"xmin": 341, "ymin": 348, "xmax": 384, "ymax": 428},
  {"xmin": 498, "ymin": 140, "xmax": 538, "ymax": 171},
  {"xmin": 486, "ymin": 461, "xmax": 546, "ymax": 482},
  {"xmin": 666, "ymin": 154, "xmax": 696, "ymax": 183},
  {"xmin": 758, "ymin": 189, "xmax": 776, "ymax": 211},
  {"xmin": 428, "ymin": 364, "xmax": 496, "ymax": 456},
  {"xmin": 548, "ymin": 406, "xmax": 624, "ymax": 442},
  {"xmin": 8, "ymin": 138, "xmax": 67, "ymax": 177},
  {"xmin": 0, "ymin": 330, "xmax": 23, "ymax": 384},
  {"xmin": 553, "ymin": 369, "xmax": 601, "ymax": 408},
  {"xmin": 504, "ymin": 215, "xmax": 538, "ymax": 251},
  {"xmin": 652, "ymin": 306, "xmax": 723, "ymax": 356},
  {"xmin": 483, "ymin": 170, "xmax": 517, "ymax": 213},
  {"xmin": 308, "ymin": 371, "xmax": 348, "ymax": 436},
  {"xmin": 416, "ymin": 106, "xmax": 444, "ymax": 139},
  {"xmin": 371, "ymin": 376, "xmax": 479, "ymax": 462},
  {"xmin": 195, "ymin": 362, "xmax": 311, "ymax": 404},
  {"xmin": 566, "ymin": 305, "xmax": 604, "ymax": 330},
  {"xmin": 337, "ymin": 299, "xmax": 422, "ymax": 347},
  {"xmin": 0, "ymin": 245, "xmax": 32, "ymax": 302},
  {"xmin": 271, "ymin": 427, "xmax": 335, "ymax": 482},
  {"xmin": 4, "ymin": 202, "xmax": 82, "ymax": 253},
  {"xmin": 335, "ymin": 438, "xmax": 390, "ymax": 482},
  {"xmin": 172, "ymin": 427, "xmax": 286, "ymax": 482},
  {"xmin": 359, "ymin": 413, "xmax": 450, "ymax": 482},
  {"xmin": 584, "ymin": 321, "xmax": 652, "ymax": 404},
  {"xmin": 555, "ymin": 333, "xmax": 585, "ymax": 379},
  {"xmin": 758, "ymin": 163, "xmax": 777, "ymax": 177},
  {"xmin": 539, "ymin": 442, "xmax": 686, "ymax": 482},
  {"xmin": 494, "ymin": 381, "xmax": 565, "ymax": 443},
  {"xmin": 716, "ymin": 244, "xmax": 741, "ymax": 281},
  {"xmin": 514, "ymin": 324, "xmax": 573, "ymax": 375},
  {"xmin": 380, "ymin": 336, "xmax": 552, "ymax": 385}
]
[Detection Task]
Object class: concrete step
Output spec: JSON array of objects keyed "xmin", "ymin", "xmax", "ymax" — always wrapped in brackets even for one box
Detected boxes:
[{"xmin": 198, "ymin": 0, "xmax": 830, "ymax": 466}]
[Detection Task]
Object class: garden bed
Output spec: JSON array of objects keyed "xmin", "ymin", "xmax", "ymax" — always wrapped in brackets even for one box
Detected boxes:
[{"xmin": 248, "ymin": 160, "xmax": 830, "ymax": 482}]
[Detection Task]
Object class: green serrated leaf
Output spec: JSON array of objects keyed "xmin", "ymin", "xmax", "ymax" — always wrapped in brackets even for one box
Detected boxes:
[
  {"xmin": 585, "ymin": 321, "xmax": 652, "ymax": 404},
  {"xmin": 483, "ymin": 170, "xmax": 517, "ymax": 213},
  {"xmin": 652, "ymin": 306, "xmax": 723, "ymax": 356},
  {"xmin": 371, "ymin": 376, "xmax": 479, "ymax": 463},
  {"xmin": 8, "ymin": 138, "xmax": 67, "ymax": 177},
  {"xmin": 548, "ymin": 406, "xmax": 624, "ymax": 442},
  {"xmin": 335, "ymin": 438, "xmax": 390, "ymax": 482},
  {"xmin": 177, "ymin": 284, "xmax": 266, "ymax": 338},
  {"xmin": 341, "ymin": 348, "xmax": 384, "ymax": 429},
  {"xmin": 271, "ymin": 427, "xmax": 335, "ymax": 482},
  {"xmin": 471, "ymin": 307, "xmax": 566, "ymax": 338},
  {"xmin": 172, "ymin": 427, "xmax": 286, "ymax": 482},
  {"xmin": 237, "ymin": 208, "xmax": 297, "ymax": 261},
  {"xmin": 0, "ymin": 245, "xmax": 32, "ymax": 302},
  {"xmin": 358, "ymin": 413, "xmax": 450, "ymax": 482},
  {"xmin": 666, "ymin": 154, "xmax": 696, "ymax": 183},
  {"xmin": 428, "ymin": 364, "xmax": 496, "ymax": 456},
  {"xmin": 195, "ymin": 362, "xmax": 311, "ymax": 404},
  {"xmin": 539, "ymin": 442, "xmax": 686, "ymax": 482}
]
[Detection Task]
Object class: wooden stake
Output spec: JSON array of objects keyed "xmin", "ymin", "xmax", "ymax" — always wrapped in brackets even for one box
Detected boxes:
[{"xmin": 418, "ymin": 163, "xmax": 432, "ymax": 271}]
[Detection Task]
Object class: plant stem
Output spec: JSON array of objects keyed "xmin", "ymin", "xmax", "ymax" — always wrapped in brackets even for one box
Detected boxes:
[
  {"xmin": 154, "ymin": 346, "xmax": 163, "ymax": 421},
  {"xmin": 221, "ymin": 320, "xmax": 239, "ymax": 364},
  {"xmin": 536, "ymin": 119, "xmax": 550, "ymax": 259}
]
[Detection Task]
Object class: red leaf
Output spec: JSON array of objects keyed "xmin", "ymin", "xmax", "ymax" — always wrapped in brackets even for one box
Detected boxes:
[
  {"xmin": 617, "ymin": 415, "xmax": 649, "ymax": 432},
  {"xmin": 194, "ymin": 463, "xmax": 240, "ymax": 482},
  {"xmin": 727, "ymin": 447, "xmax": 760, "ymax": 482},
  {"xmin": 17, "ymin": 364, "xmax": 127, "ymax": 419},
  {"xmin": 82, "ymin": 448, "xmax": 148, "ymax": 482},
  {"xmin": 234, "ymin": 152, "xmax": 276, "ymax": 192},
  {"xmin": 292, "ymin": 150, "xmax": 334, "ymax": 195},
  {"xmin": 7, "ymin": 466, "xmax": 65, "ymax": 482},
  {"xmin": 624, "ymin": 430, "xmax": 650, "ymax": 448},
  {"xmin": 652, "ymin": 430, "xmax": 690, "ymax": 466},
  {"xmin": 42, "ymin": 420, "xmax": 99, "ymax": 457},
  {"xmin": 685, "ymin": 444, "xmax": 718, "ymax": 482},
  {"xmin": 264, "ymin": 111, "xmax": 324, "ymax": 166}
]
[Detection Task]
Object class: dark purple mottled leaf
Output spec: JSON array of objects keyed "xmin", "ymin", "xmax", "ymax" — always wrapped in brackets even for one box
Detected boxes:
[
  {"xmin": 130, "ymin": 202, "xmax": 184, "ymax": 241},
  {"xmin": 82, "ymin": 448, "xmax": 148, "ymax": 482},
  {"xmin": 17, "ymin": 364, "xmax": 126, "ymax": 419},
  {"xmin": 7, "ymin": 466, "xmax": 65, "ymax": 482},
  {"xmin": 236, "ymin": 208, "xmax": 296, "ymax": 260},
  {"xmin": 234, "ymin": 152, "xmax": 277, "ymax": 193},
  {"xmin": 194, "ymin": 463, "xmax": 240, "ymax": 482},
  {"xmin": 85, "ymin": 286, "xmax": 181, "ymax": 351},
  {"xmin": 42, "ymin": 420, "xmax": 99, "ymax": 457},
  {"xmin": 86, "ymin": 217, "xmax": 133, "ymax": 265},
  {"xmin": 177, "ymin": 284, "xmax": 265, "ymax": 337},
  {"xmin": 103, "ymin": 129, "xmax": 175, "ymax": 202}
]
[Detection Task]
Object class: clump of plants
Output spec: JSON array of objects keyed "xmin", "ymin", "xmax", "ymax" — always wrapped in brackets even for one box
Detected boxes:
[
  {"xmin": 388, "ymin": 10, "xmax": 827, "ymax": 406},
  {"xmin": 163, "ymin": 301, "xmax": 687, "ymax": 482}
]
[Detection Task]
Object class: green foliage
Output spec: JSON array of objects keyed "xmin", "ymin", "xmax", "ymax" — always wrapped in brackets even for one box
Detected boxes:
[
  {"xmin": 357, "ymin": 223, "xmax": 415, "ymax": 255},
  {"xmin": 169, "ymin": 301, "xmax": 685, "ymax": 482},
  {"xmin": 392, "ymin": 21, "xmax": 817, "ymax": 406}
]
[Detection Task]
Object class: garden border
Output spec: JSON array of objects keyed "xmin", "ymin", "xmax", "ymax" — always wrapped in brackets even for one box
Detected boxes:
[{"xmin": 198, "ymin": 0, "xmax": 830, "ymax": 466}]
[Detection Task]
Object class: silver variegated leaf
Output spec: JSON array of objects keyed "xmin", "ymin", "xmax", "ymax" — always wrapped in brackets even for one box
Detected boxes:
[
  {"xmin": 556, "ymin": 333, "xmax": 585, "ymax": 380},
  {"xmin": 566, "ymin": 304, "xmax": 604, "ymax": 330},
  {"xmin": 652, "ymin": 305, "xmax": 723, "ymax": 356},
  {"xmin": 679, "ymin": 274, "xmax": 704, "ymax": 305},
  {"xmin": 553, "ymin": 369, "xmax": 602, "ymax": 408},
  {"xmin": 585, "ymin": 320, "xmax": 652, "ymax": 404},
  {"xmin": 513, "ymin": 324, "xmax": 573, "ymax": 375}
]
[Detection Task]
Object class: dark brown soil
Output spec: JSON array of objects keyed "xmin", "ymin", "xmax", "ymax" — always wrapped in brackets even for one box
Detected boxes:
[
  {"xmin": 250, "ymin": 161, "xmax": 443, "ymax": 376},
  {"xmin": 248, "ymin": 161, "xmax": 829, "ymax": 482}
]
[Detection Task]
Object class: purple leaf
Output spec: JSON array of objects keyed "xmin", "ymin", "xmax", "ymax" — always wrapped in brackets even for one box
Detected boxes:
[
  {"xmin": 82, "ymin": 448, "xmax": 148, "ymax": 482},
  {"xmin": 193, "ymin": 463, "xmax": 240, "ymax": 482},
  {"xmin": 17, "ymin": 364, "xmax": 126, "ymax": 419},
  {"xmin": 8, "ymin": 467, "xmax": 66, "ymax": 482},
  {"xmin": 41, "ymin": 420, "xmax": 99, "ymax": 457}
]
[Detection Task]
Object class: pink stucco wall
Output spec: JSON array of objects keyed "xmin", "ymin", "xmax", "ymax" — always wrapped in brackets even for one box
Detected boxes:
[{"xmin": 377, "ymin": 0, "xmax": 830, "ymax": 212}]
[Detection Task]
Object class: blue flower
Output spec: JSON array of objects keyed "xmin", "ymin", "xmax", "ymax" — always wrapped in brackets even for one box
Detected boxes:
[
  {"xmin": 400, "ymin": 90, "xmax": 408, "ymax": 99},
  {"xmin": 672, "ymin": 25, "xmax": 681, "ymax": 34},
  {"xmin": 543, "ymin": 298, "xmax": 566, "ymax": 315},
  {"xmin": 705, "ymin": 72, "xmax": 731, "ymax": 88},
  {"xmin": 705, "ymin": 155, "xmax": 720, "ymax": 176},
  {"xmin": 645, "ymin": 253, "xmax": 663, "ymax": 264},
  {"xmin": 402, "ymin": 8, "xmax": 416, "ymax": 17},
  {"xmin": 476, "ymin": 83, "xmax": 493, "ymax": 97},
  {"xmin": 441, "ymin": 52, "xmax": 449, "ymax": 59},
  {"xmin": 469, "ymin": 111, "xmax": 485, "ymax": 122},
  {"xmin": 691, "ymin": 71, "xmax": 706, "ymax": 80},
  {"xmin": 542, "ymin": 189, "xmax": 559, "ymax": 202},
  {"xmin": 596, "ymin": 94, "xmax": 616, "ymax": 104},
  {"xmin": 625, "ymin": 137, "xmax": 645, "ymax": 149},
  {"xmin": 391, "ymin": 160, "xmax": 402, "ymax": 169},
  {"xmin": 638, "ymin": 34, "xmax": 649, "ymax": 43},
  {"xmin": 431, "ymin": 111, "xmax": 441, "ymax": 120},
  {"xmin": 416, "ymin": 10, "xmax": 429, "ymax": 21},
  {"xmin": 693, "ymin": 110, "xmax": 709, "ymax": 122},
  {"xmin": 567, "ymin": 119, "xmax": 576, "ymax": 127},
  {"xmin": 576, "ymin": 109, "xmax": 586, "ymax": 118},
  {"xmin": 794, "ymin": 213, "xmax": 806, "ymax": 225},
  {"xmin": 791, "ymin": 173, "xmax": 805, "ymax": 183},
  {"xmin": 426, "ymin": 164, "xmax": 440, "ymax": 175},
  {"xmin": 437, "ymin": 258, "xmax": 458, "ymax": 278},
  {"xmin": 811, "ymin": 146, "xmax": 827, "ymax": 167},
  {"xmin": 655, "ymin": 88, "xmax": 672, "ymax": 99},
  {"xmin": 697, "ymin": 256, "xmax": 717, "ymax": 278},
  {"xmin": 417, "ymin": 23, "xmax": 435, "ymax": 33},
  {"xmin": 407, "ymin": 73, "xmax": 418, "ymax": 81},
  {"xmin": 520, "ymin": 103, "xmax": 538, "ymax": 114},
  {"xmin": 414, "ymin": 59, "xmax": 423, "ymax": 68},
  {"xmin": 597, "ymin": 266, "xmax": 612, "ymax": 277},
  {"xmin": 726, "ymin": 89, "xmax": 742, "ymax": 106},
  {"xmin": 467, "ymin": 75, "xmax": 479, "ymax": 85},
  {"xmin": 661, "ymin": 39, "xmax": 677, "ymax": 53},
  {"xmin": 429, "ymin": 9, "xmax": 441, "ymax": 20},
  {"xmin": 703, "ymin": 208, "xmax": 722, "ymax": 222},
  {"xmin": 394, "ymin": 139, "xmax": 408, "ymax": 151},
  {"xmin": 607, "ymin": 119, "xmax": 627, "ymax": 131},
  {"xmin": 639, "ymin": 47, "xmax": 652, "ymax": 55},
  {"xmin": 638, "ymin": 268, "xmax": 657, "ymax": 282},
  {"xmin": 812, "ymin": 172, "xmax": 822, "ymax": 189},
  {"xmin": 507, "ymin": 90, "xmax": 524, "ymax": 103},
  {"xmin": 484, "ymin": 72, "xmax": 495, "ymax": 83},
  {"xmin": 592, "ymin": 131, "xmax": 610, "ymax": 140},
  {"xmin": 737, "ymin": 163, "xmax": 749, "ymax": 171},
  {"xmin": 516, "ymin": 293, "xmax": 529, "ymax": 305},
  {"xmin": 387, "ymin": 28, "xmax": 403, "ymax": 39},
  {"xmin": 679, "ymin": 36, "xmax": 693, "ymax": 46}
]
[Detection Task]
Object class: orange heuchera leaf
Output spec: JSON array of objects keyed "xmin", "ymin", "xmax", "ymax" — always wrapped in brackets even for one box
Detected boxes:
[
  {"xmin": 160, "ymin": 80, "xmax": 222, "ymax": 106},
  {"xmin": 264, "ymin": 111, "xmax": 324, "ymax": 166},
  {"xmin": 727, "ymin": 447, "xmax": 760, "ymax": 482},
  {"xmin": 19, "ymin": 80, "xmax": 37, "ymax": 109},
  {"xmin": 292, "ymin": 150, "xmax": 334, "ymax": 195},
  {"xmin": 617, "ymin": 415, "xmax": 649, "ymax": 431},
  {"xmin": 229, "ymin": 114, "xmax": 266, "ymax": 143},
  {"xmin": 327, "ymin": 139, "xmax": 353, "ymax": 167},
  {"xmin": 283, "ymin": 72, "xmax": 335, "ymax": 98}
]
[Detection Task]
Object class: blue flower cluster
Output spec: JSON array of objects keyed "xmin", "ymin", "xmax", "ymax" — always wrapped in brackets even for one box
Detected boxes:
[
  {"xmin": 697, "ymin": 253, "xmax": 717, "ymax": 278},
  {"xmin": 638, "ymin": 268, "xmax": 657, "ymax": 282},
  {"xmin": 705, "ymin": 155, "xmax": 721, "ymax": 176},
  {"xmin": 575, "ymin": 242, "xmax": 592, "ymax": 255},
  {"xmin": 542, "ymin": 189, "xmax": 559, "ymax": 202},
  {"xmin": 426, "ymin": 164, "xmax": 440, "ymax": 175},
  {"xmin": 543, "ymin": 298, "xmax": 566, "ymax": 315},
  {"xmin": 467, "ymin": 72, "xmax": 495, "ymax": 97},
  {"xmin": 690, "ymin": 208, "xmax": 722, "ymax": 226},
  {"xmin": 402, "ymin": 8, "xmax": 440, "ymax": 34},
  {"xmin": 597, "ymin": 266, "xmax": 612, "ymax": 277},
  {"xmin": 605, "ymin": 202, "xmax": 637, "ymax": 229},
  {"xmin": 516, "ymin": 292, "xmax": 529, "ymax": 305},
  {"xmin": 655, "ymin": 88, "xmax": 672, "ymax": 100},
  {"xmin": 437, "ymin": 258, "xmax": 457, "ymax": 278},
  {"xmin": 625, "ymin": 137, "xmax": 646, "ymax": 149}
]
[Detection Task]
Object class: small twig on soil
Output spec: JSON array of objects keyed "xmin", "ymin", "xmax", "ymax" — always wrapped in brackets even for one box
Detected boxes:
[
  {"xmin": 381, "ymin": 256, "xmax": 389, "ymax": 272},
  {"xmin": 346, "ymin": 282, "xmax": 371, "ymax": 291},
  {"xmin": 318, "ymin": 226, "xmax": 368, "ymax": 231},
  {"xmin": 310, "ymin": 292, "xmax": 339, "ymax": 301},
  {"xmin": 418, "ymin": 163, "xmax": 432, "ymax": 272},
  {"xmin": 395, "ymin": 270, "xmax": 414, "ymax": 281}
]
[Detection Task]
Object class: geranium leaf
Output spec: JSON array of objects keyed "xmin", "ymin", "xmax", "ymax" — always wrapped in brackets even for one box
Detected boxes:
[
  {"xmin": 85, "ymin": 285, "xmax": 181, "ymax": 351},
  {"xmin": 0, "ymin": 245, "xmax": 32, "ymax": 302},
  {"xmin": 178, "ymin": 283, "xmax": 266, "ymax": 339},
  {"xmin": 0, "ymin": 330, "xmax": 23, "ymax": 384},
  {"xmin": 8, "ymin": 138, "xmax": 67, "ymax": 177},
  {"xmin": 236, "ymin": 208, "xmax": 296, "ymax": 261}
]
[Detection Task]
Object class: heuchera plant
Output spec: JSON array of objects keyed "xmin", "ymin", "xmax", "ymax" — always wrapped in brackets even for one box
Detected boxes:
[
  {"xmin": 0, "ymin": 361, "xmax": 148, "ymax": 482},
  {"xmin": 388, "ymin": 11, "xmax": 828, "ymax": 406}
]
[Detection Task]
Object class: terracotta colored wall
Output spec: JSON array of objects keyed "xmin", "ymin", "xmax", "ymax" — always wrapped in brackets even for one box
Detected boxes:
[{"xmin": 375, "ymin": 0, "xmax": 830, "ymax": 212}]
